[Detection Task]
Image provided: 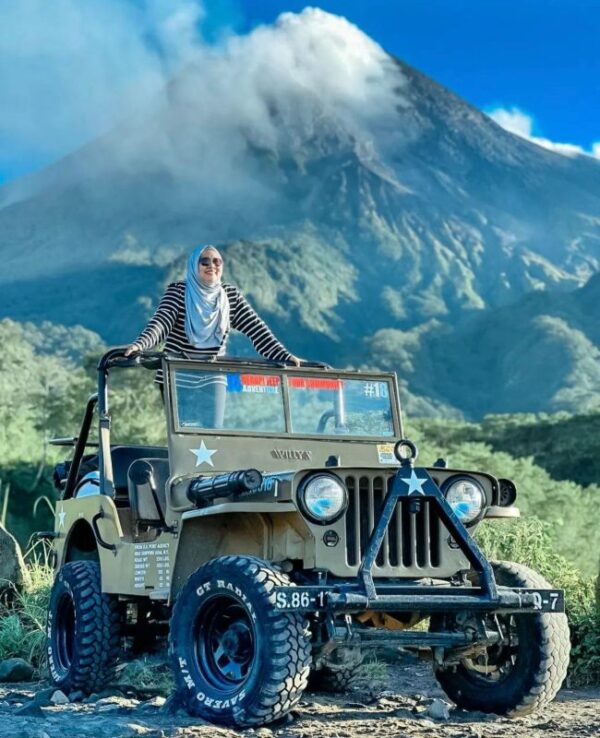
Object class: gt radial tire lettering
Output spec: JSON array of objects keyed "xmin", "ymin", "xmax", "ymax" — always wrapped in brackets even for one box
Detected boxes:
[
  {"xmin": 216, "ymin": 579, "xmax": 256, "ymax": 619},
  {"xmin": 169, "ymin": 555, "xmax": 311, "ymax": 727},
  {"xmin": 195, "ymin": 582, "xmax": 212, "ymax": 597}
]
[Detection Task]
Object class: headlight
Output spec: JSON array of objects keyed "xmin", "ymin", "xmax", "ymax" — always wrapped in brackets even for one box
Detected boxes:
[
  {"xmin": 444, "ymin": 476, "xmax": 485, "ymax": 524},
  {"xmin": 298, "ymin": 474, "xmax": 347, "ymax": 524}
]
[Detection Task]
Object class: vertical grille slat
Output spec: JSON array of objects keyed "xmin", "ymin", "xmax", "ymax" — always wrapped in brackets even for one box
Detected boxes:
[
  {"xmin": 373, "ymin": 476, "xmax": 386, "ymax": 567},
  {"xmin": 358, "ymin": 477, "xmax": 370, "ymax": 567},
  {"xmin": 344, "ymin": 473, "xmax": 442, "ymax": 572},
  {"xmin": 423, "ymin": 502, "xmax": 431, "ymax": 568},
  {"xmin": 346, "ymin": 476, "xmax": 357, "ymax": 566}
]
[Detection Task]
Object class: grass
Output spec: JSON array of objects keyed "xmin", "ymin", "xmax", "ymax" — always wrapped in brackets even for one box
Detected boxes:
[
  {"xmin": 0, "ymin": 557, "xmax": 53, "ymax": 673},
  {"xmin": 116, "ymin": 655, "xmax": 174, "ymax": 695}
]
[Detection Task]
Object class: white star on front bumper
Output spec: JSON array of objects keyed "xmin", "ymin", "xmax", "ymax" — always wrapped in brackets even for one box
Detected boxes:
[
  {"xmin": 401, "ymin": 470, "xmax": 426, "ymax": 495},
  {"xmin": 190, "ymin": 441, "xmax": 217, "ymax": 468}
]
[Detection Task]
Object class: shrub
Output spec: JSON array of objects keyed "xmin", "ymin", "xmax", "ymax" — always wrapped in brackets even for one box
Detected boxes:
[{"xmin": 477, "ymin": 516, "xmax": 600, "ymax": 685}]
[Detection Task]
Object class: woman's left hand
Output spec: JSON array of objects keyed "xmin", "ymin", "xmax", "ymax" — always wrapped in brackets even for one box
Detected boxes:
[{"xmin": 289, "ymin": 355, "xmax": 304, "ymax": 367}]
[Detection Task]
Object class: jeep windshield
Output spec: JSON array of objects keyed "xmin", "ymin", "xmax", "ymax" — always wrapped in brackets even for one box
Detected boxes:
[{"xmin": 171, "ymin": 367, "xmax": 396, "ymax": 438}]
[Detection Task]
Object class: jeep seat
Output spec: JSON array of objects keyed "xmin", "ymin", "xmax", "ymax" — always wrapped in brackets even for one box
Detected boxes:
[
  {"xmin": 110, "ymin": 445, "xmax": 168, "ymax": 498},
  {"xmin": 127, "ymin": 458, "xmax": 170, "ymax": 527}
]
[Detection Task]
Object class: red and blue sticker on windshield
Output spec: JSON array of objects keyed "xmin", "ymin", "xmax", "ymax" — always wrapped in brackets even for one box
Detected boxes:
[{"xmin": 227, "ymin": 374, "xmax": 281, "ymax": 394}]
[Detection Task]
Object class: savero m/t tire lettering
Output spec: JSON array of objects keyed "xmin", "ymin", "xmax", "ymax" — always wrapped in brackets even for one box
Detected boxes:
[
  {"xmin": 432, "ymin": 560, "xmax": 570, "ymax": 717},
  {"xmin": 47, "ymin": 561, "xmax": 121, "ymax": 694},
  {"xmin": 169, "ymin": 555, "xmax": 311, "ymax": 727}
]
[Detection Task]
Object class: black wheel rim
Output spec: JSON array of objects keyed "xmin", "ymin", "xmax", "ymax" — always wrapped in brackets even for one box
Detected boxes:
[
  {"xmin": 462, "ymin": 614, "xmax": 523, "ymax": 685},
  {"xmin": 54, "ymin": 592, "xmax": 76, "ymax": 676},
  {"xmin": 194, "ymin": 595, "xmax": 256, "ymax": 692}
]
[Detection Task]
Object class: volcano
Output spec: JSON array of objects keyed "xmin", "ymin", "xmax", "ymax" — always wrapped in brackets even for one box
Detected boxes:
[{"xmin": 0, "ymin": 10, "xmax": 599, "ymax": 416}]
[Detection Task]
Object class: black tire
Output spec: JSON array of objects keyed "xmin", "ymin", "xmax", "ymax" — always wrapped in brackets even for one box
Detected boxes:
[
  {"xmin": 431, "ymin": 561, "xmax": 570, "ymax": 716},
  {"xmin": 169, "ymin": 555, "xmax": 311, "ymax": 727},
  {"xmin": 47, "ymin": 561, "xmax": 121, "ymax": 694},
  {"xmin": 310, "ymin": 648, "xmax": 363, "ymax": 692}
]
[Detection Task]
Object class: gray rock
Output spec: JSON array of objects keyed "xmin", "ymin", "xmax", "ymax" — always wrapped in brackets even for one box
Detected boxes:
[
  {"xmin": 14, "ymin": 701, "xmax": 46, "ymax": 718},
  {"xmin": 95, "ymin": 704, "xmax": 119, "ymax": 713},
  {"xmin": 4, "ymin": 689, "xmax": 33, "ymax": 702},
  {"xmin": 139, "ymin": 696, "xmax": 166, "ymax": 711},
  {"xmin": 425, "ymin": 697, "xmax": 451, "ymax": 720},
  {"xmin": 50, "ymin": 689, "xmax": 70, "ymax": 705},
  {"xmin": 68, "ymin": 689, "xmax": 86, "ymax": 702},
  {"xmin": 32, "ymin": 687, "xmax": 57, "ymax": 706},
  {"xmin": 0, "ymin": 522, "xmax": 30, "ymax": 591},
  {"xmin": 126, "ymin": 725, "xmax": 162, "ymax": 736},
  {"xmin": 0, "ymin": 657, "xmax": 34, "ymax": 682}
]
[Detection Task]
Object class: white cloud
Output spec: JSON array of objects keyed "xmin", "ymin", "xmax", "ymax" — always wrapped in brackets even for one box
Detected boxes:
[
  {"xmin": 0, "ymin": 3, "xmax": 404, "ymax": 184},
  {"xmin": 0, "ymin": 1, "xmax": 215, "ymax": 174},
  {"xmin": 486, "ymin": 106, "xmax": 600, "ymax": 160}
]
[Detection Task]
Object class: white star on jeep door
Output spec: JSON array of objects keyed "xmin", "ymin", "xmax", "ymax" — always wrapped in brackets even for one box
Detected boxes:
[
  {"xmin": 190, "ymin": 441, "xmax": 217, "ymax": 468},
  {"xmin": 401, "ymin": 470, "xmax": 426, "ymax": 495}
]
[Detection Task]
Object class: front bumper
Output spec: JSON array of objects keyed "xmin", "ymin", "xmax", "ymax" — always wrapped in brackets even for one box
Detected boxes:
[{"xmin": 273, "ymin": 583, "xmax": 565, "ymax": 614}]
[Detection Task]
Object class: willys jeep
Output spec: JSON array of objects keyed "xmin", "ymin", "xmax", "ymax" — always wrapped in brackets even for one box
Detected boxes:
[{"xmin": 46, "ymin": 348, "xmax": 570, "ymax": 727}]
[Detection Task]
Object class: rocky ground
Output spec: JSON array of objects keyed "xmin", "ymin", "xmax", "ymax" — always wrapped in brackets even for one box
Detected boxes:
[{"xmin": 1, "ymin": 657, "xmax": 598, "ymax": 738}]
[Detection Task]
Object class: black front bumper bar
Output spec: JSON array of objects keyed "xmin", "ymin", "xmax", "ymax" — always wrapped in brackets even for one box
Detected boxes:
[{"xmin": 273, "ymin": 583, "xmax": 565, "ymax": 614}]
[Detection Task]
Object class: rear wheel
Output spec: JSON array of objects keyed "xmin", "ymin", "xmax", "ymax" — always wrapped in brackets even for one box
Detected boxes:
[
  {"xmin": 169, "ymin": 555, "xmax": 311, "ymax": 727},
  {"xmin": 431, "ymin": 561, "xmax": 570, "ymax": 716},
  {"xmin": 47, "ymin": 561, "xmax": 121, "ymax": 694},
  {"xmin": 310, "ymin": 647, "xmax": 363, "ymax": 692}
]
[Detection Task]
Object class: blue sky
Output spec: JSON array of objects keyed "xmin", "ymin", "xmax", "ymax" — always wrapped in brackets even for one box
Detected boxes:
[
  {"xmin": 241, "ymin": 1, "xmax": 600, "ymax": 147},
  {"xmin": 1, "ymin": 0, "xmax": 598, "ymax": 184}
]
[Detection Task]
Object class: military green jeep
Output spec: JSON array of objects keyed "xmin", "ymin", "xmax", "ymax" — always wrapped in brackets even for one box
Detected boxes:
[{"xmin": 47, "ymin": 348, "xmax": 570, "ymax": 727}]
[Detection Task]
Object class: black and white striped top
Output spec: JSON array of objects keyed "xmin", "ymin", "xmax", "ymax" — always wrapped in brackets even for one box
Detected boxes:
[{"xmin": 131, "ymin": 282, "xmax": 293, "ymax": 383}]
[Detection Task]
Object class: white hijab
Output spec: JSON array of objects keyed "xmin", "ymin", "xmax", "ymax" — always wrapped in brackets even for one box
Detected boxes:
[{"xmin": 184, "ymin": 245, "xmax": 230, "ymax": 348}]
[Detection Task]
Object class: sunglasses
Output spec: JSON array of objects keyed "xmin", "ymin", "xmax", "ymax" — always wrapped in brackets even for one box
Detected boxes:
[{"xmin": 199, "ymin": 257, "xmax": 223, "ymax": 267}]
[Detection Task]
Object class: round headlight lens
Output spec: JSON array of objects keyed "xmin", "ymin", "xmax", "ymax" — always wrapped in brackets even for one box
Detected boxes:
[
  {"xmin": 445, "ymin": 477, "xmax": 485, "ymax": 524},
  {"xmin": 300, "ymin": 475, "xmax": 347, "ymax": 523}
]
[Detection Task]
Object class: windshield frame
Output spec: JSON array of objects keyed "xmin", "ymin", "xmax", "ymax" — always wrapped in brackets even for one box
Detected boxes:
[{"xmin": 165, "ymin": 358, "xmax": 403, "ymax": 441}]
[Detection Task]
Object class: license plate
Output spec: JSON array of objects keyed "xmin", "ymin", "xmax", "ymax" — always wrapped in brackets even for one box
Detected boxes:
[
  {"xmin": 522, "ymin": 588, "xmax": 565, "ymax": 613},
  {"xmin": 274, "ymin": 587, "xmax": 326, "ymax": 611}
]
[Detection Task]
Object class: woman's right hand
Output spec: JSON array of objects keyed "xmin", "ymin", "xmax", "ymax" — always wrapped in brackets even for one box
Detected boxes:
[{"xmin": 124, "ymin": 344, "xmax": 140, "ymax": 358}]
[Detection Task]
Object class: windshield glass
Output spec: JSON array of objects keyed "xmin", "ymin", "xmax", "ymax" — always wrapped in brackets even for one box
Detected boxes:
[
  {"xmin": 173, "ymin": 369, "xmax": 285, "ymax": 432},
  {"xmin": 287, "ymin": 376, "xmax": 394, "ymax": 437},
  {"xmin": 172, "ymin": 367, "xmax": 396, "ymax": 437}
]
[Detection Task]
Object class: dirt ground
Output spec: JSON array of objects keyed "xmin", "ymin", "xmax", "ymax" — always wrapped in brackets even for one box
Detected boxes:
[{"xmin": 1, "ymin": 658, "xmax": 598, "ymax": 738}]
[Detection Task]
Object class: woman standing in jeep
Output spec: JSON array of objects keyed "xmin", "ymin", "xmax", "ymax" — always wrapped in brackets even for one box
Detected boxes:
[{"xmin": 125, "ymin": 244, "xmax": 302, "ymax": 425}]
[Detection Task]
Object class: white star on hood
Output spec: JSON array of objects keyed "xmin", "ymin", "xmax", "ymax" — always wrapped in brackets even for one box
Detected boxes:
[
  {"xmin": 58, "ymin": 505, "xmax": 66, "ymax": 529},
  {"xmin": 401, "ymin": 470, "xmax": 426, "ymax": 495},
  {"xmin": 190, "ymin": 441, "xmax": 217, "ymax": 468}
]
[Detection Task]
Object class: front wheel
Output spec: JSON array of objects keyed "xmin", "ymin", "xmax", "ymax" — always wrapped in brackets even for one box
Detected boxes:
[
  {"xmin": 431, "ymin": 561, "xmax": 570, "ymax": 716},
  {"xmin": 169, "ymin": 556, "xmax": 311, "ymax": 727}
]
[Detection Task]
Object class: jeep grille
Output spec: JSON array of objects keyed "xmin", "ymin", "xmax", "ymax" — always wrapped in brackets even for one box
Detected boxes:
[{"xmin": 344, "ymin": 474, "xmax": 442, "ymax": 569}]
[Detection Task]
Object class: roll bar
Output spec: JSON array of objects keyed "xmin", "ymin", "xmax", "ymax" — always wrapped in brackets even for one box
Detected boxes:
[{"xmin": 97, "ymin": 346, "xmax": 331, "ymax": 375}]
